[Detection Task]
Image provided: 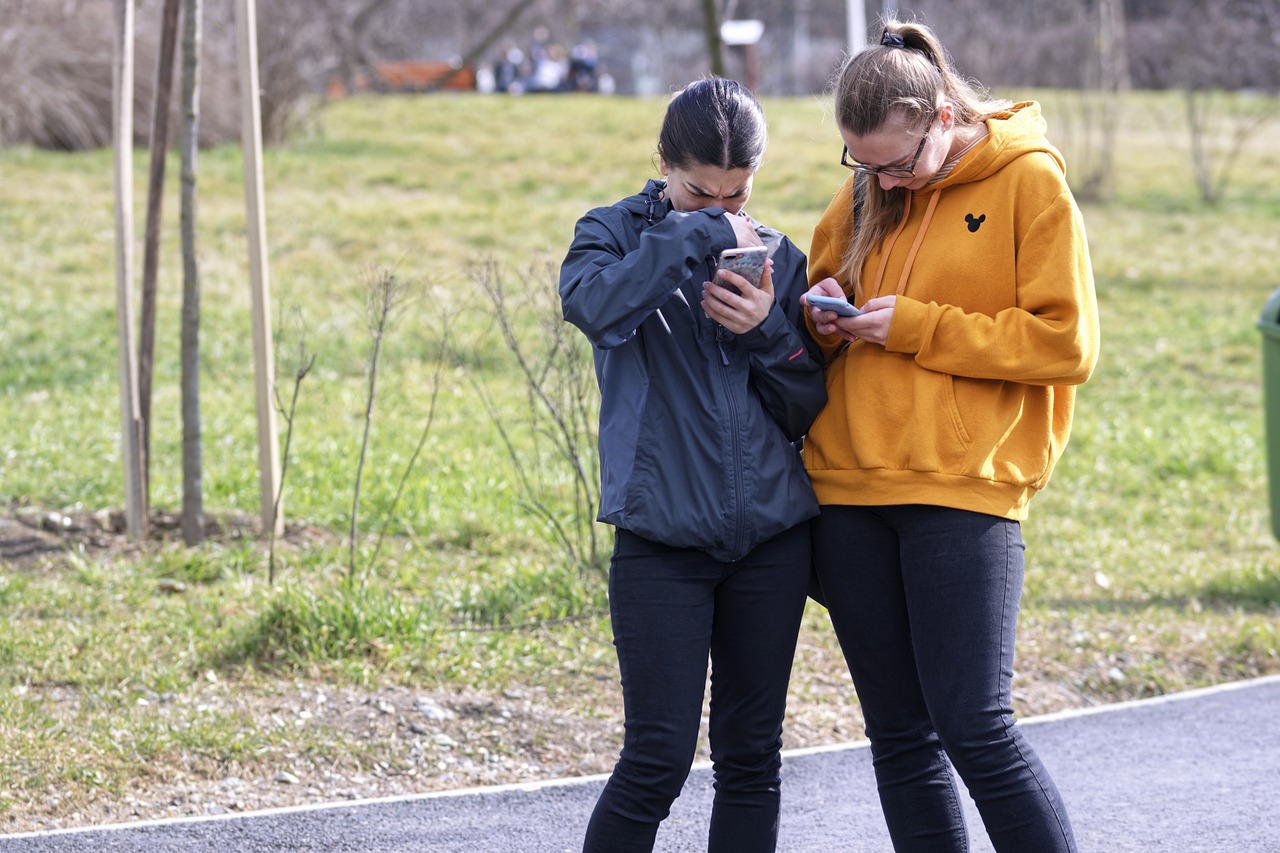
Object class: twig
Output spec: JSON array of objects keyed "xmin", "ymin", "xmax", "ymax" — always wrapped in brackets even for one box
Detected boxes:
[
  {"xmin": 367, "ymin": 311, "xmax": 453, "ymax": 576},
  {"xmin": 349, "ymin": 264, "xmax": 413, "ymax": 587},
  {"xmin": 269, "ymin": 337, "xmax": 315, "ymax": 585},
  {"xmin": 462, "ymin": 258, "xmax": 604, "ymax": 575}
]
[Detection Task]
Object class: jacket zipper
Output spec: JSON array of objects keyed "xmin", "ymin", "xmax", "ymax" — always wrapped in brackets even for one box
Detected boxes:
[
  {"xmin": 704, "ymin": 253, "xmax": 747, "ymax": 557},
  {"xmin": 718, "ymin": 341, "xmax": 747, "ymax": 559}
]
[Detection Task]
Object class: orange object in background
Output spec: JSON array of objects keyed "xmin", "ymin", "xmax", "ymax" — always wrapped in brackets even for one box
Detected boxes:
[{"xmin": 327, "ymin": 61, "xmax": 476, "ymax": 98}]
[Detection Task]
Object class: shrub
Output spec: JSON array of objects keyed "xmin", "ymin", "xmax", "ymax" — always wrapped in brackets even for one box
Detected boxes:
[{"xmin": 0, "ymin": 0, "xmax": 318, "ymax": 151}]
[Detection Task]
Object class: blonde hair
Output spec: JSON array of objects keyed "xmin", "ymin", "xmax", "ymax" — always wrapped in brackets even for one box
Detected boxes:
[{"xmin": 832, "ymin": 20, "xmax": 1012, "ymax": 294}]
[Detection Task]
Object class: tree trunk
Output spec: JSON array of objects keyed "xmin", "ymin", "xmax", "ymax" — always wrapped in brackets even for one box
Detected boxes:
[
  {"xmin": 423, "ymin": 0, "xmax": 535, "ymax": 93},
  {"xmin": 701, "ymin": 0, "xmax": 724, "ymax": 77},
  {"xmin": 320, "ymin": 0, "xmax": 397, "ymax": 95},
  {"xmin": 180, "ymin": 0, "xmax": 204, "ymax": 545},
  {"xmin": 138, "ymin": 0, "xmax": 182, "ymax": 510},
  {"xmin": 1101, "ymin": 0, "xmax": 1132, "ymax": 92}
]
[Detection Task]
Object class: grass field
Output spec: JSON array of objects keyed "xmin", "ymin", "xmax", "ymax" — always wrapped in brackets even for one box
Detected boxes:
[{"xmin": 1, "ymin": 89, "xmax": 1279, "ymax": 830}]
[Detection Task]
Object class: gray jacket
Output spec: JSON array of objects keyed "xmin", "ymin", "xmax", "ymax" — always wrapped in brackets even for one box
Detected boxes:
[{"xmin": 559, "ymin": 180, "xmax": 826, "ymax": 562}]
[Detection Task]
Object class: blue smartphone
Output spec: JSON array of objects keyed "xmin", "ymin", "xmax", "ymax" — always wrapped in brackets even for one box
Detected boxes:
[{"xmin": 807, "ymin": 294, "xmax": 862, "ymax": 317}]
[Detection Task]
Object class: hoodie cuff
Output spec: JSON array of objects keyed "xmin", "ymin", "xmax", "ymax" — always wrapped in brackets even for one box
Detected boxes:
[{"xmin": 885, "ymin": 296, "xmax": 930, "ymax": 354}]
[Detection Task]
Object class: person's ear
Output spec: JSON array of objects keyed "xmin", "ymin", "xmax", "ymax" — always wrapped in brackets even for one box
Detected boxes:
[{"xmin": 939, "ymin": 103, "xmax": 954, "ymax": 130}]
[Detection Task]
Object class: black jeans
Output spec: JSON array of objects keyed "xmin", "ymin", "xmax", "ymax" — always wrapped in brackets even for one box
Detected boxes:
[
  {"xmin": 582, "ymin": 523, "xmax": 811, "ymax": 853},
  {"xmin": 812, "ymin": 505, "xmax": 1076, "ymax": 853}
]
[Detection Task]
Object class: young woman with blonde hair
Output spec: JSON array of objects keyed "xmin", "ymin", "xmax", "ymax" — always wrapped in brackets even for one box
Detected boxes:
[{"xmin": 802, "ymin": 20, "xmax": 1099, "ymax": 852}]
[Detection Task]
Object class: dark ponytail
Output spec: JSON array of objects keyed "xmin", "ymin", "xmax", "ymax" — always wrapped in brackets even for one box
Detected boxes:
[{"xmin": 658, "ymin": 77, "xmax": 767, "ymax": 172}]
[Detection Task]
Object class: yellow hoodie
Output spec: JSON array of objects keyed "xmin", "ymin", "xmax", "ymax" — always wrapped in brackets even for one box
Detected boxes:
[{"xmin": 805, "ymin": 101, "xmax": 1100, "ymax": 520}]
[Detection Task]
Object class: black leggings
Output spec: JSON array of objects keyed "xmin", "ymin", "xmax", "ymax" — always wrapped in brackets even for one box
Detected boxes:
[
  {"xmin": 582, "ymin": 523, "xmax": 811, "ymax": 853},
  {"xmin": 812, "ymin": 505, "xmax": 1076, "ymax": 853}
]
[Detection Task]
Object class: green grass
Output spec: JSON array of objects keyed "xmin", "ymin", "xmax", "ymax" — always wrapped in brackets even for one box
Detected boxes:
[{"xmin": 1, "ymin": 89, "xmax": 1279, "ymax": 828}]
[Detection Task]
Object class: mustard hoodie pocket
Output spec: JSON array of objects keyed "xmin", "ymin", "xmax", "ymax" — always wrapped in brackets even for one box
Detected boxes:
[
  {"xmin": 950, "ymin": 375, "xmax": 1056, "ymax": 487},
  {"xmin": 807, "ymin": 349, "xmax": 974, "ymax": 475}
]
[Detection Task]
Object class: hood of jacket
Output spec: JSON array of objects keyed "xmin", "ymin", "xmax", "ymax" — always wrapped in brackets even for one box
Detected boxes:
[{"xmin": 615, "ymin": 178, "xmax": 671, "ymax": 224}]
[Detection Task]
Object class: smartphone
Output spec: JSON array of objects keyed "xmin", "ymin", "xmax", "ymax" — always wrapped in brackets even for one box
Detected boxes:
[
  {"xmin": 716, "ymin": 246, "xmax": 769, "ymax": 289},
  {"xmin": 807, "ymin": 294, "xmax": 863, "ymax": 317}
]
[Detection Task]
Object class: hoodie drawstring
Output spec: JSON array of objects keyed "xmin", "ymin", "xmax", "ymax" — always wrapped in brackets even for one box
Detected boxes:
[
  {"xmin": 895, "ymin": 190, "xmax": 943, "ymax": 296},
  {"xmin": 865, "ymin": 190, "xmax": 944, "ymax": 301},
  {"xmin": 644, "ymin": 182, "xmax": 665, "ymax": 224}
]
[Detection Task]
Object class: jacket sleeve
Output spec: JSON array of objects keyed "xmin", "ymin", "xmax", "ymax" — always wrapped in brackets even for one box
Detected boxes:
[
  {"xmin": 738, "ymin": 238, "xmax": 828, "ymax": 441},
  {"xmin": 559, "ymin": 206, "xmax": 736, "ymax": 349},
  {"xmin": 888, "ymin": 183, "xmax": 1100, "ymax": 387}
]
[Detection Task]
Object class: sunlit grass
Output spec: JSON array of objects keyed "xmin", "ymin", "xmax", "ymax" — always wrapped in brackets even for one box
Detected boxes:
[{"xmin": 1, "ymin": 89, "xmax": 1278, "ymax": 829}]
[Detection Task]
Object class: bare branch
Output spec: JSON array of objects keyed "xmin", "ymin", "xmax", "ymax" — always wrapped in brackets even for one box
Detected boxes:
[
  {"xmin": 350, "ymin": 264, "xmax": 416, "ymax": 587},
  {"xmin": 269, "ymin": 308, "xmax": 316, "ymax": 585},
  {"xmin": 461, "ymin": 258, "xmax": 604, "ymax": 576},
  {"xmin": 367, "ymin": 309, "xmax": 455, "ymax": 577}
]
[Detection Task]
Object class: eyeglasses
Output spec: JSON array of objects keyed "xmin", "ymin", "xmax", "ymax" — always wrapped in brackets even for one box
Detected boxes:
[{"xmin": 840, "ymin": 123, "xmax": 932, "ymax": 178}]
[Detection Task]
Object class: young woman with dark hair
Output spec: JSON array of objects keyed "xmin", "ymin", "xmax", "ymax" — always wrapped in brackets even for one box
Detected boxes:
[{"xmin": 560, "ymin": 77, "xmax": 826, "ymax": 853}]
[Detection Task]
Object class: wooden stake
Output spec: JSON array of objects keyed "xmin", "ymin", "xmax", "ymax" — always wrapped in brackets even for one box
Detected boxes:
[
  {"xmin": 113, "ymin": 0, "xmax": 146, "ymax": 541},
  {"xmin": 234, "ymin": 0, "xmax": 282, "ymax": 537}
]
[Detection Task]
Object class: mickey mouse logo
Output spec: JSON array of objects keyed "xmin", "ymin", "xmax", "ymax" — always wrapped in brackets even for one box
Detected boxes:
[{"xmin": 965, "ymin": 213, "xmax": 986, "ymax": 233}]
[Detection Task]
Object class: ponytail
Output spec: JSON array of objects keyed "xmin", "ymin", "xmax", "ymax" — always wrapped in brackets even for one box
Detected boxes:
[{"xmin": 831, "ymin": 20, "xmax": 1012, "ymax": 294}]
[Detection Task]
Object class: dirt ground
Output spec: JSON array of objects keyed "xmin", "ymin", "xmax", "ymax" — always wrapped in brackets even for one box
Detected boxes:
[{"xmin": 0, "ymin": 506, "xmax": 268, "ymax": 570}]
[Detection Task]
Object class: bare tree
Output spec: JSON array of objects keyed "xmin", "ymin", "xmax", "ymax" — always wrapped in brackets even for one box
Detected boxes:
[
  {"xmin": 1052, "ymin": 0, "xmax": 1128, "ymax": 202},
  {"xmin": 138, "ymin": 0, "xmax": 182, "ymax": 509},
  {"xmin": 366, "ymin": 314, "xmax": 453, "ymax": 579},
  {"xmin": 180, "ymin": 0, "xmax": 204, "ymax": 545},
  {"xmin": 1182, "ymin": 89, "xmax": 1277, "ymax": 204},
  {"xmin": 316, "ymin": 0, "xmax": 398, "ymax": 94},
  {"xmin": 270, "ymin": 314, "xmax": 315, "ymax": 585},
  {"xmin": 423, "ymin": 0, "xmax": 537, "ymax": 92},
  {"xmin": 0, "ymin": 1, "xmax": 152, "ymax": 150},
  {"xmin": 1131, "ymin": 0, "xmax": 1280, "ymax": 203}
]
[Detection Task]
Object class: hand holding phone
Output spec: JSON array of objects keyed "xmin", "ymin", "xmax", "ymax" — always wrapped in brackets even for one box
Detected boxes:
[
  {"xmin": 716, "ymin": 246, "xmax": 769, "ymax": 289},
  {"xmin": 807, "ymin": 294, "xmax": 862, "ymax": 317}
]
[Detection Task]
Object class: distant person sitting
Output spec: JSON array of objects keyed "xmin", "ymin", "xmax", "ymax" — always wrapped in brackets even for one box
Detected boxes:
[
  {"xmin": 494, "ymin": 44, "xmax": 525, "ymax": 93},
  {"xmin": 568, "ymin": 41, "xmax": 599, "ymax": 92},
  {"xmin": 528, "ymin": 43, "xmax": 568, "ymax": 92}
]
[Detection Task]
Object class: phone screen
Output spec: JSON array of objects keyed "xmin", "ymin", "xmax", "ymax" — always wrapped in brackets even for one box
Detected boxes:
[{"xmin": 808, "ymin": 294, "xmax": 862, "ymax": 317}]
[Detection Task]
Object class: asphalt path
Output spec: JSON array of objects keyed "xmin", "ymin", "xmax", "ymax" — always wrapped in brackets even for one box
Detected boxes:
[{"xmin": 4, "ymin": 675, "xmax": 1278, "ymax": 852}]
